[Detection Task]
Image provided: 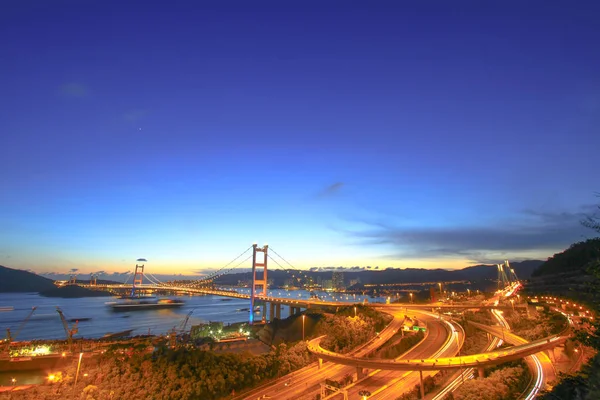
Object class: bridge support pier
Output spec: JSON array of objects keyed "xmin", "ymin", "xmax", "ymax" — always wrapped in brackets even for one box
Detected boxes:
[
  {"xmin": 477, "ymin": 366, "xmax": 485, "ymax": 378},
  {"xmin": 276, "ymin": 304, "xmax": 281, "ymax": 319},
  {"xmin": 269, "ymin": 303, "xmax": 275, "ymax": 321},
  {"xmin": 419, "ymin": 370, "xmax": 425, "ymax": 399},
  {"xmin": 546, "ymin": 348, "xmax": 556, "ymax": 363},
  {"xmin": 356, "ymin": 367, "xmax": 365, "ymax": 379}
]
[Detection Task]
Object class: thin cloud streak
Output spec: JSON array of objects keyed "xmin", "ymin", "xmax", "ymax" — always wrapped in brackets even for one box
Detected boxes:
[
  {"xmin": 343, "ymin": 206, "xmax": 595, "ymax": 263},
  {"xmin": 316, "ymin": 182, "xmax": 344, "ymax": 199}
]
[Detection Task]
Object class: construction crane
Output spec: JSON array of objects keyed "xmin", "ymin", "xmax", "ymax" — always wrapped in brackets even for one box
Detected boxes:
[
  {"xmin": 56, "ymin": 307, "xmax": 78, "ymax": 352},
  {"xmin": 179, "ymin": 310, "xmax": 194, "ymax": 333},
  {"xmin": 3, "ymin": 306, "xmax": 37, "ymax": 353}
]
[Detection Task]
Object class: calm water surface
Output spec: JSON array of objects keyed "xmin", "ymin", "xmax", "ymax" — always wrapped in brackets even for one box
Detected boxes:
[{"xmin": 0, "ymin": 289, "xmax": 383, "ymax": 341}]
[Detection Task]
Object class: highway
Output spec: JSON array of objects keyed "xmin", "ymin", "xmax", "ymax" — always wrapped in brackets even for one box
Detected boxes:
[
  {"xmin": 365, "ymin": 316, "xmax": 462, "ymax": 400},
  {"xmin": 238, "ymin": 307, "xmax": 452, "ymax": 400},
  {"xmin": 237, "ymin": 306, "xmax": 404, "ymax": 400},
  {"xmin": 487, "ymin": 310, "xmax": 557, "ymax": 400},
  {"xmin": 308, "ymin": 325, "xmax": 564, "ymax": 371},
  {"xmin": 340, "ymin": 313, "xmax": 458, "ymax": 400}
]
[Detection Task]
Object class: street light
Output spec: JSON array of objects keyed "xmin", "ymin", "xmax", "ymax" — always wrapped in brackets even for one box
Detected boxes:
[
  {"xmin": 302, "ymin": 315, "xmax": 306, "ymax": 341},
  {"xmin": 11, "ymin": 378, "xmax": 16, "ymax": 386},
  {"xmin": 354, "ymin": 306, "xmax": 357, "ymax": 318},
  {"xmin": 74, "ymin": 352, "xmax": 83, "ymax": 386},
  {"xmin": 410, "ymin": 293, "xmax": 413, "ymax": 304}
]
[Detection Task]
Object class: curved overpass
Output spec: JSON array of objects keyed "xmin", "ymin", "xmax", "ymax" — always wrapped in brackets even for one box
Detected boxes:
[{"xmin": 307, "ymin": 333, "xmax": 566, "ymax": 372}]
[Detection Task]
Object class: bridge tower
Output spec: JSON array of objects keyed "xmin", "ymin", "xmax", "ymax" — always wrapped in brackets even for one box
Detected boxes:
[
  {"xmin": 497, "ymin": 263, "xmax": 510, "ymax": 290},
  {"xmin": 130, "ymin": 258, "xmax": 147, "ymax": 297},
  {"xmin": 250, "ymin": 244, "xmax": 269, "ymax": 325},
  {"xmin": 505, "ymin": 260, "xmax": 519, "ymax": 282}
]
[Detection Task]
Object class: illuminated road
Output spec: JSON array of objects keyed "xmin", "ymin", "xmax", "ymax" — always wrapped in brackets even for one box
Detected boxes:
[
  {"xmin": 236, "ymin": 306, "xmax": 405, "ymax": 400},
  {"xmin": 361, "ymin": 316, "xmax": 462, "ymax": 400},
  {"xmin": 307, "ymin": 327, "xmax": 564, "ymax": 372},
  {"xmin": 238, "ymin": 307, "xmax": 449, "ymax": 400},
  {"xmin": 77, "ymin": 283, "xmax": 520, "ymax": 311},
  {"xmin": 480, "ymin": 311, "xmax": 558, "ymax": 399}
]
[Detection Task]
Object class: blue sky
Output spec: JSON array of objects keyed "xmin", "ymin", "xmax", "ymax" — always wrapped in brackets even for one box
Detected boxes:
[{"xmin": 1, "ymin": 1, "xmax": 598, "ymax": 275}]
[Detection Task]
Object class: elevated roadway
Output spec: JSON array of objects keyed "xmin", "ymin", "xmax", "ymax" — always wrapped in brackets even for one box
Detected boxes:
[
  {"xmin": 342, "ymin": 314, "xmax": 462, "ymax": 400},
  {"xmin": 307, "ymin": 331, "xmax": 565, "ymax": 372},
  {"xmin": 237, "ymin": 307, "xmax": 453, "ymax": 400},
  {"xmin": 77, "ymin": 283, "xmax": 520, "ymax": 311}
]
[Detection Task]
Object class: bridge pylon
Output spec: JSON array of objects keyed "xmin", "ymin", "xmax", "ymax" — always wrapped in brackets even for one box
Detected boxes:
[
  {"xmin": 250, "ymin": 244, "xmax": 268, "ymax": 325},
  {"xmin": 131, "ymin": 259, "xmax": 146, "ymax": 297}
]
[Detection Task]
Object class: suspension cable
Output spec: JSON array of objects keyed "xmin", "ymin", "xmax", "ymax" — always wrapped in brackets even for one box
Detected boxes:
[
  {"xmin": 196, "ymin": 254, "xmax": 253, "ymax": 286},
  {"xmin": 122, "ymin": 271, "xmax": 133, "ymax": 285},
  {"xmin": 188, "ymin": 245, "xmax": 253, "ymax": 285}
]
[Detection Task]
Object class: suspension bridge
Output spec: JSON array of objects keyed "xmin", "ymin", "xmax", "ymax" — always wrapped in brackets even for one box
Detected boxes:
[{"xmin": 65, "ymin": 244, "xmax": 524, "ymax": 324}]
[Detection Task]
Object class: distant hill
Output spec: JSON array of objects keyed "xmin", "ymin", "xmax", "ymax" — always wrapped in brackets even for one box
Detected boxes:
[
  {"xmin": 0, "ymin": 265, "xmax": 57, "ymax": 292},
  {"xmin": 457, "ymin": 260, "xmax": 543, "ymax": 281},
  {"xmin": 212, "ymin": 260, "xmax": 543, "ymax": 286},
  {"xmin": 531, "ymin": 238, "xmax": 600, "ymax": 277},
  {"xmin": 526, "ymin": 238, "xmax": 600, "ymax": 302}
]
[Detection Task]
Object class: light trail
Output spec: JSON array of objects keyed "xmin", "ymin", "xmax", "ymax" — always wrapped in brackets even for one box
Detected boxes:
[
  {"xmin": 432, "ymin": 312, "xmax": 503, "ymax": 400},
  {"xmin": 524, "ymin": 355, "xmax": 544, "ymax": 400},
  {"xmin": 492, "ymin": 307, "xmax": 546, "ymax": 400}
]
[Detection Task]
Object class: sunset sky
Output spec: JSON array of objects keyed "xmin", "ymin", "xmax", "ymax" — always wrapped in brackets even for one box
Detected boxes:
[{"xmin": 1, "ymin": 1, "xmax": 598, "ymax": 276}]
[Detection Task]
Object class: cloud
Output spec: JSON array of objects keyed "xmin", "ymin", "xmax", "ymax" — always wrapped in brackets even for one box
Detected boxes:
[
  {"xmin": 316, "ymin": 182, "xmax": 344, "ymax": 199},
  {"xmin": 344, "ymin": 206, "xmax": 595, "ymax": 263},
  {"xmin": 59, "ymin": 83, "xmax": 89, "ymax": 98},
  {"xmin": 123, "ymin": 109, "xmax": 148, "ymax": 122}
]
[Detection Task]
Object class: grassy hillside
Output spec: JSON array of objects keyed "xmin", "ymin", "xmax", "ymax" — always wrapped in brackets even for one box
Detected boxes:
[
  {"xmin": 531, "ymin": 238, "xmax": 600, "ymax": 277},
  {"xmin": 0, "ymin": 265, "xmax": 57, "ymax": 292}
]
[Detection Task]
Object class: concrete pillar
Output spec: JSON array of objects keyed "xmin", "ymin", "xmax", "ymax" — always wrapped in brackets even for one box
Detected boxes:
[
  {"xmin": 262, "ymin": 303, "xmax": 266, "ymax": 322},
  {"xmin": 318, "ymin": 358, "xmax": 323, "ymax": 369},
  {"xmin": 269, "ymin": 303, "xmax": 275, "ymax": 321},
  {"xmin": 546, "ymin": 349, "xmax": 555, "ymax": 363},
  {"xmin": 419, "ymin": 370, "xmax": 425, "ymax": 399},
  {"xmin": 477, "ymin": 366, "xmax": 485, "ymax": 378},
  {"xmin": 356, "ymin": 367, "xmax": 365, "ymax": 379},
  {"xmin": 290, "ymin": 306, "xmax": 295, "ymax": 315},
  {"xmin": 276, "ymin": 304, "xmax": 281, "ymax": 319}
]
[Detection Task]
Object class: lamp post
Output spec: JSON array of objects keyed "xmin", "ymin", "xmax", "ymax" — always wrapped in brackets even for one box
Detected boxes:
[
  {"xmin": 74, "ymin": 352, "xmax": 83, "ymax": 386},
  {"xmin": 410, "ymin": 293, "xmax": 413, "ymax": 304},
  {"xmin": 510, "ymin": 299, "xmax": 515, "ymax": 310},
  {"xmin": 354, "ymin": 306, "xmax": 357, "ymax": 318},
  {"xmin": 438, "ymin": 282, "xmax": 442, "ymax": 295},
  {"xmin": 302, "ymin": 315, "xmax": 305, "ymax": 341}
]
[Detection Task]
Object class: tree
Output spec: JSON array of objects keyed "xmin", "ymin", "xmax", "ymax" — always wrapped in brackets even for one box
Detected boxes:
[{"xmin": 582, "ymin": 195, "xmax": 600, "ymax": 234}]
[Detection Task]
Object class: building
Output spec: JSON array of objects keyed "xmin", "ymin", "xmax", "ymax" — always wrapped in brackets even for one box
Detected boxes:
[
  {"xmin": 322, "ymin": 279, "xmax": 333, "ymax": 290},
  {"xmin": 332, "ymin": 271, "xmax": 345, "ymax": 290},
  {"xmin": 349, "ymin": 278, "xmax": 361, "ymax": 287}
]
